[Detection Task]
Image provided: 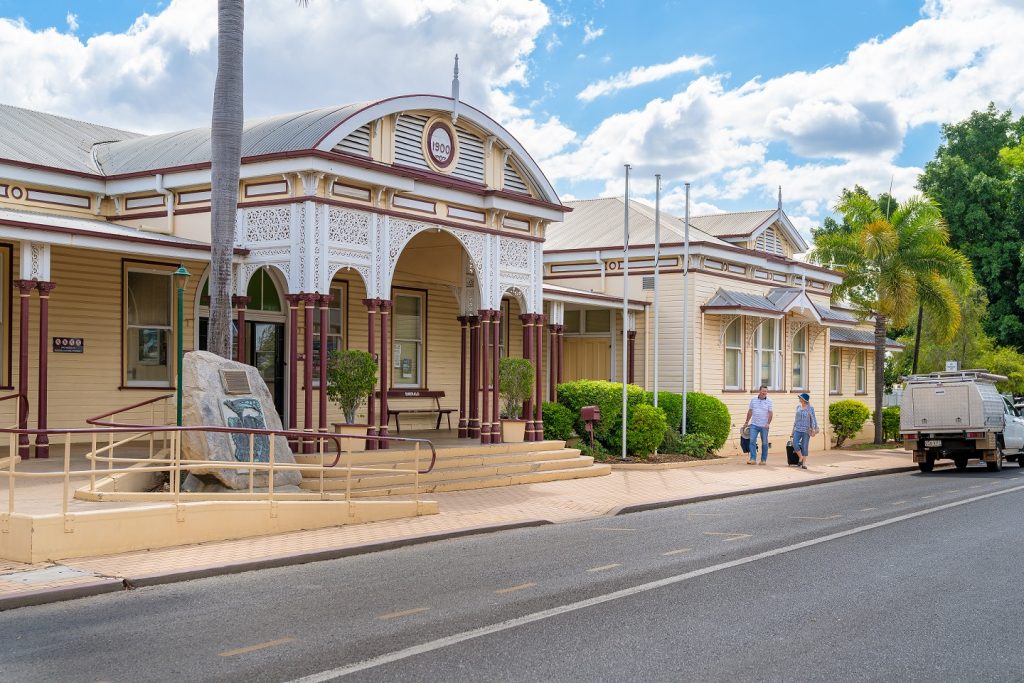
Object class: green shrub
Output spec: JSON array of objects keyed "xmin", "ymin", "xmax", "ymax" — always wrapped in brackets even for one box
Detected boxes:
[
  {"xmin": 326, "ymin": 350, "xmax": 378, "ymax": 424},
  {"xmin": 829, "ymin": 400, "xmax": 871, "ymax": 447},
  {"xmin": 625, "ymin": 404, "xmax": 668, "ymax": 457},
  {"xmin": 683, "ymin": 393, "xmax": 732, "ymax": 450},
  {"xmin": 660, "ymin": 430, "xmax": 716, "ymax": 458},
  {"xmin": 556, "ymin": 380, "xmax": 645, "ymax": 450},
  {"xmin": 579, "ymin": 438, "xmax": 610, "ymax": 461},
  {"xmin": 498, "ymin": 357, "xmax": 534, "ymax": 419},
  {"xmin": 882, "ymin": 406, "xmax": 900, "ymax": 442},
  {"xmin": 643, "ymin": 392, "xmax": 682, "ymax": 431},
  {"xmin": 542, "ymin": 402, "xmax": 575, "ymax": 441}
]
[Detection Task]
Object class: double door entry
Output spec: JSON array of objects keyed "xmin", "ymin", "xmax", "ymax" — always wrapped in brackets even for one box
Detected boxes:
[{"xmin": 198, "ymin": 319, "xmax": 286, "ymax": 419}]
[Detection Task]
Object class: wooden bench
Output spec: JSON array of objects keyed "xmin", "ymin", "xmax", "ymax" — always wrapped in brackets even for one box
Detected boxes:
[{"xmin": 376, "ymin": 389, "xmax": 455, "ymax": 433}]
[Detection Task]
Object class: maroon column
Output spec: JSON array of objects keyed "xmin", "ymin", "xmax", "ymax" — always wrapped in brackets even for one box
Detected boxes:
[
  {"xmin": 535, "ymin": 314, "xmax": 545, "ymax": 440},
  {"xmin": 378, "ymin": 299, "xmax": 392, "ymax": 448},
  {"xmin": 627, "ymin": 330, "xmax": 637, "ymax": 385},
  {"xmin": 285, "ymin": 294, "xmax": 302, "ymax": 435},
  {"xmin": 35, "ymin": 282, "xmax": 55, "ymax": 458},
  {"xmin": 468, "ymin": 316, "xmax": 480, "ymax": 438},
  {"xmin": 232, "ymin": 295, "xmax": 250, "ymax": 363},
  {"xmin": 548, "ymin": 323, "xmax": 558, "ymax": 402},
  {"xmin": 457, "ymin": 316, "xmax": 469, "ymax": 438},
  {"xmin": 15, "ymin": 280, "xmax": 35, "ymax": 459},
  {"xmin": 363, "ymin": 299, "xmax": 379, "ymax": 450},
  {"xmin": 520, "ymin": 313, "xmax": 534, "ymax": 441},
  {"xmin": 318, "ymin": 293, "xmax": 332, "ymax": 434},
  {"xmin": 491, "ymin": 309, "xmax": 502, "ymax": 443},
  {"xmin": 479, "ymin": 309, "xmax": 491, "ymax": 444},
  {"xmin": 302, "ymin": 293, "xmax": 317, "ymax": 452}
]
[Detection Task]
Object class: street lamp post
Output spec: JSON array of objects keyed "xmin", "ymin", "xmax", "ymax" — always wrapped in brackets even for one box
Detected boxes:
[{"xmin": 174, "ymin": 265, "xmax": 191, "ymax": 426}]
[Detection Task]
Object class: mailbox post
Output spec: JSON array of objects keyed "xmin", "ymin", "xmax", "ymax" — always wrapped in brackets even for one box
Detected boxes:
[{"xmin": 581, "ymin": 405, "xmax": 601, "ymax": 449}]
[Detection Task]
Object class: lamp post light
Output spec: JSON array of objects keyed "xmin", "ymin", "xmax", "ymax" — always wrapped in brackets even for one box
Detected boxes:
[{"xmin": 174, "ymin": 265, "xmax": 191, "ymax": 426}]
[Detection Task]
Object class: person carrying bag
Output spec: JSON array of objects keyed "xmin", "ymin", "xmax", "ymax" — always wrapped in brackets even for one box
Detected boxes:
[{"xmin": 790, "ymin": 392, "xmax": 818, "ymax": 470}]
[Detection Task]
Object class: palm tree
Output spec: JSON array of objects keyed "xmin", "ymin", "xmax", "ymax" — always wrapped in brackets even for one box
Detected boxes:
[
  {"xmin": 208, "ymin": 1, "xmax": 308, "ymax": 359},
  {"xmin": 811, "ymin": 193, "xmax": 973, "ymax": 443}
]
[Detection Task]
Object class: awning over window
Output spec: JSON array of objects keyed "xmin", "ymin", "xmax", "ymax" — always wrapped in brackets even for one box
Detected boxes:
[
  {"xmin": 700, "ymin": 287, "xmax": 858, "ymax": 327},
  {"xmin": 829, "ymin": 327, "xmax": 905, "ymax": 350}
]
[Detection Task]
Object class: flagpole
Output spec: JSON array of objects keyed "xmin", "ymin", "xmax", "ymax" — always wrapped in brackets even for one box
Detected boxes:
[
  {"xmin": 653, "ymin": 174, "xmax": 661, "ymax": 408},
  {"xmin": 622, "ymin": 164, "xmax": 631, "ymax": 461},
  {"xmin": 681, "ymin": 182, "xmax": 690, "ymax": 435}
]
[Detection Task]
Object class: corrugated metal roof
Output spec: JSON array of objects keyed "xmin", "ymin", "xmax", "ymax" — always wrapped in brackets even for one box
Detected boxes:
[
  {"xmin": 93, "ymin": 103, "xmax": 370, "ymax": 175},
  {"xmin": 0, "ymin": 206, "xmax": 211, "ymax": 247},
  {"xmin": 815, "ymin": 303, "xmax": 859, "ymax": 324},
  {"xmin": 546, "ymin": 197, "xmax": 731, "ymax": 251},
  {"xmin": 689, "ymin": 209, "xmax": 776, "ymax": 237},
  {"xmin": 704, "ymin": 289, "xmax": 780, "ymax": 312},
  {"xmin": 0, "ymin": 104, "xmax": 141, "ymax": 174},
  {"xmin": 830, "ymin": 327, "xmax": 904, "ymax": 349}
]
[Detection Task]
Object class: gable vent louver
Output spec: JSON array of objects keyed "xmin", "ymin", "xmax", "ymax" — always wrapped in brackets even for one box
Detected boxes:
[
  {"xmin": 503, "ymin": 158, "xmax": 530, "ymax": 195},
  {"xmin": 394, "ymin": 114, "xmax": 430, "ymax": 171},
  {"xmin": 335, "ymin": 124, "xmax": 371, "ymax": 157}
]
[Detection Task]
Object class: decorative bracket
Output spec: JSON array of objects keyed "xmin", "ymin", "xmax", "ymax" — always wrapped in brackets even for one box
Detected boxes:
[{"xmin": 717, "ymin": 314, "xmax": 740, "ymax": 348}]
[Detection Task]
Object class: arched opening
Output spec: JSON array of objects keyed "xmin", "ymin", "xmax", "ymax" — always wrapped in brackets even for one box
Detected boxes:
[{"xmin": 196, "ymin": 266, "xmax": 287, "ymax": 418}]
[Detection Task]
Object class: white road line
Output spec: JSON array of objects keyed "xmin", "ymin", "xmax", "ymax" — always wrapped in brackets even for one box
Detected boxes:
[
  {"xmin": 377, "ymin": 607, "xmax": 430, "ymax": 620},
  {"xmin": 495, "ymin": 583, "xmax": 536, "ymax": 594},
  {"xmin": 858, "ymin": 507, "xmax": 878, "ymax": 511},
  {"xmin": 287, "ymin": 484, "xmax": 1024, "ymax": 682},
  {"xmin": 662, "ymin": 548, "xmax": 692, "ymax": 556},
  {"xmin": 586, "ymin": 564, "xmax": 621, "ymax": 573},
  {"xmin": 593, "ymin": 527, "xmax": 637, "ymax": 532},
  {"xmin": 789, "ymin": 515, "xmax": 841, "ymax": 520},
  {"xmin": 703, "ymin": 532, "xmax": 753, "ymax": 542},
  {"xmin": 219, "ymin": 638, "xmax": 294, "ymax": 657}
]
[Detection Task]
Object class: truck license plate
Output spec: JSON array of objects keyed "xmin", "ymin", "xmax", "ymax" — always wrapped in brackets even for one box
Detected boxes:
[{"xmin": 924, "ymin": 440, "xmax": 941, "ymax": 447}]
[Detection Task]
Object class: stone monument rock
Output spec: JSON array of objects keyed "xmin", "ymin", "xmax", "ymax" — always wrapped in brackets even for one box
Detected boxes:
[{"xmin": 180, "ymin": 351, "xmax": 302, "ymax": 492}]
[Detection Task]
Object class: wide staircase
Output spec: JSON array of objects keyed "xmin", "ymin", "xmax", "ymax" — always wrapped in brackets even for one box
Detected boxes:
[{"xmin": 295, "ymin": 439, "xmax": 611, "ymax": 497}]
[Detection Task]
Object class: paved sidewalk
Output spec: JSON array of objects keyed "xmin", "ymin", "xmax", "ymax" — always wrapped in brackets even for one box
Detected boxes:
[{"xmin": 0, "ymin": 446, "xmax": 911, "ymax": 609}]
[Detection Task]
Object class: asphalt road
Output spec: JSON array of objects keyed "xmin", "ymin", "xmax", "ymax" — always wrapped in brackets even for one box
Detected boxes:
[{"xmin": 2, "ymin": 465, "xmax": 1024, "ymax": 682}]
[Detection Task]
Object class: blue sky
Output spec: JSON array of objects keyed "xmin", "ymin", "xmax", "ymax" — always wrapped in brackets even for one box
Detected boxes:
[{"xmin": 0, "ymin": 0, "xmax": 1019, "ymax": 236}]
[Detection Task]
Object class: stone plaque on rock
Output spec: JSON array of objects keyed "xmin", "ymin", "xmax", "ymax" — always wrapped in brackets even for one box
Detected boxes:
[{"xmin": 180, "ymin": 351, "xmax": 301, "ymax": 492}]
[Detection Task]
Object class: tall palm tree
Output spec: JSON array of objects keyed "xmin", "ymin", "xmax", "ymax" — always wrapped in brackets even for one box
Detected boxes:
[
  {"xmin": 208, "ymin": 0, "xmax": 245, "ymax": 359},
  {"xmin": 811, "ymin": 193, "xmax": 973, "ymax": 443},
  {"xmin": 208, "ymin": 1, "xmax": 308, "ymax": 359}
]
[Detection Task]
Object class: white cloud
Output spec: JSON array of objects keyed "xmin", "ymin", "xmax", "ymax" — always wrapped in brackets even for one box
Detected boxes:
[
  {"xmin": 577, "ymin": 54, "xmax": 713, "ymax": 101},
  {"xmin": 582, "ymin": 20, "xmax": 604, "ymax": 44},
  {"xmin": 65, "ymin": 12, "xmax": 78, "ymax": 32}
]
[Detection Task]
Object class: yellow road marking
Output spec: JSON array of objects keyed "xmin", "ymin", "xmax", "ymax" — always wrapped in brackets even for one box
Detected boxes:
[
  {"xmin": 587, "ymin": 564, "xmax": 621, "ymax": 572},
  {"xmin": 892, "ymin": 500, "xmax": 908, "ymax": 505},
  {"xmin": 662, "ymin": 548, "xmax": 692, "ymax": 556},
  {"xmin": 377, "ymin": 607, "xmax": 430, "ymax": 620},
  {"xmin": 703, "ymin": 532, "xmax": 753, "ymax": 542},
  {"xmin": 219, "ymin": 638, "xmax": 294, "ymax": 657},
  {"xmin": 496, "ymin": 582, "xmax": 536, "ymax": 594}
]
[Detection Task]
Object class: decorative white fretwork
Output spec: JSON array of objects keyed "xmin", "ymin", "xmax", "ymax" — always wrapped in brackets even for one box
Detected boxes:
[
  {"xmin": 243, "ymin": 206, "xmax": 291, "ymax": 244},
  {"xmin": 328, "ymin": 207, "xmax": 370, "ymax": 246},
  {"xmin": 717, "ymin": 315, "xmax": 741, "ymax": 348},
  {"xmin": 808, "ymin": 325, "xmax": 827, "ymax": 352},
  {"xmin": 499, "ymin": 237, "xmax": 530, "ymax": 273}
]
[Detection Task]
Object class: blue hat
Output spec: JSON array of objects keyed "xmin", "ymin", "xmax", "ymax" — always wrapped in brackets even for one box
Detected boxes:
[{"xmin": 798, "ymin": 392, "xmax": 811, "ymax": 402}]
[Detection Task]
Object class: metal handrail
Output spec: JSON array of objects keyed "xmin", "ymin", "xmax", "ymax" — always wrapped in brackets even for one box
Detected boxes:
[
  {"xmin": 0, "ymin": 392, "xmax": 28, "ymax": 428},
  {"xmin": 86, "ymin": 393, "xmax": 174, "ymax": 427}
]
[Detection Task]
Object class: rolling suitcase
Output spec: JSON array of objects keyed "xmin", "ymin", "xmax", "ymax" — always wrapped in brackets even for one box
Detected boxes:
[{"xmin": 786, "ymin": 439, "xmax": 800, "ymax": 466}]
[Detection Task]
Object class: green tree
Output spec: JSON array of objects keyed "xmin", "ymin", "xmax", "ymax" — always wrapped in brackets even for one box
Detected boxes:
[
  {"xmin": 811, "ymin": 193, "xmax": 972, "ymax": 443},
  {"xmin": 919, "ymin": 103, "xmax": 1024, "ymax": 350}
]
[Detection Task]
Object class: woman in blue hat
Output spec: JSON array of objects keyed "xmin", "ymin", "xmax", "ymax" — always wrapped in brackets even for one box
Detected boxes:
[{"xmin": 791, "ymin": 393, "xmax": 818, "ymax": 469}]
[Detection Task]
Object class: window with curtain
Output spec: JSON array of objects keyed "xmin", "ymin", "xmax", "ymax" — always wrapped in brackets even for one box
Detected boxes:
[
  {"xmin": 830, "ymin": 348, "xmax": 841, "ymax": 394},
  {"xmin": 393, "ymin": 290, "xmax": 424, "ymax": 388},
  {"xmin": 125, "ymin": 267, "xmax": 173, "ymax": 386},
  {"xmin": 312, "ymin": 282, "xmax": 347, "ymax": 384},
  {"xmin": 791, "ymin": 327, "xmax": 807, "ymax": 390},
  {"xmin": 754, "ymin": 320, "xmax": 779, "ymax": 389},
  {"xmin": 856, "ymin": 350, "xmax": 866, "ymax": 393},
  {"xmin": 724, "ymin": 318, "xmax": 742, "ymax": 390}
]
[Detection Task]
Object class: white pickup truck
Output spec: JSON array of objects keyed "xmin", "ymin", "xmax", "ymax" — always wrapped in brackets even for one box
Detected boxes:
[{"xmin": 900, "ymin": 370, "xmax": 1024, "ymax": 472}]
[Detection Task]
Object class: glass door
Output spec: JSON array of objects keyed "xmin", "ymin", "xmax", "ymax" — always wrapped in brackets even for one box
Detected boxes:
[{"xmin": 249, "ymin": 322, "xmax": 285, "ymax": 420}]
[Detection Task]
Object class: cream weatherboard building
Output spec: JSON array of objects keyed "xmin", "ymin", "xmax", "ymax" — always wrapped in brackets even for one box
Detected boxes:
[
  {"xmin": 542, "ymin": 197, "xmax": 902, "ymax": 454},
  {"xmin": 0, "ymin": 94, "xmax": 587, "ymax": 458}
]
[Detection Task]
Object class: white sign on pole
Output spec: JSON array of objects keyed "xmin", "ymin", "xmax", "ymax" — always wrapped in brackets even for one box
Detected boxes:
[{"xmin": 945, "ymin": 360, "xmax": 959, "ymax": 372}]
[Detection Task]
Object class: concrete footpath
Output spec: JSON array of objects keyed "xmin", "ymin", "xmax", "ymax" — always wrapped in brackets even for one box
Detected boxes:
[{"xmin": 0, "ymin": 446, "xmax": 911, "ymax": 610}]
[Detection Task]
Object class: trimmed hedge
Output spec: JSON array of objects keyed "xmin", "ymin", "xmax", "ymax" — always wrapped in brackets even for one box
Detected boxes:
[
  {"xmin": 556, "ymin": 380, "xmax": 645, "ymax": 450},
  {"xmin": 643, "ymin": 392, "xmax": 682, "ymax": 432},
  {"xmin": 661, "ymin": 430, "xmax": 716, "ymax": 458},
  {"xmin": 625, "ymin": 404, "xmax": 668, "ymax": 457},
  {"xmin": 882, "ymin": 406, "xmax": 900, "ymax": 442},
  {"xmin": 830, "ymin": 400, "xmax": 871, "ymax": 447},
  {"xmin": 542, "ymin": 402, "xmax": 575, "ymax": 441},
  {"xmin": 683, "ymin": 392, "xmax": 731, "ymax": 450}
]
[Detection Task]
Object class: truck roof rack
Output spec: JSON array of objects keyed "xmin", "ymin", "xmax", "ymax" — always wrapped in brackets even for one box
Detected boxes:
[{"xmin": 902, "ymin": 369, "xmax": 1008, "ymax": 384}]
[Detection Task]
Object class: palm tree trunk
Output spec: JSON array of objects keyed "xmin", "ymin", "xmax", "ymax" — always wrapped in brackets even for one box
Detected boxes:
[
  {"xmin": 874, "ymin": 313, "xmax": 886, "ymax": 444},
  {"xmin": 911, "ymin": 304, "xmax": 923, "ymax": 373},
  {"xmin": 208, "ymin": 0, "xmax": 244, "ymax": 359}
]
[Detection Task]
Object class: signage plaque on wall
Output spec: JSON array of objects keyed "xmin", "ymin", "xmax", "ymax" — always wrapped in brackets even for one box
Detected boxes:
[{"xmin": 52, "ymin": 337, "xmax": 84, "ymax": 353}]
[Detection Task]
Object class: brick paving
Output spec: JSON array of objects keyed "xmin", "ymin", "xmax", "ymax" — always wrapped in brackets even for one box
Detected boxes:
[{"xmin": 0, "ymin": 447, "xmax": 910, "ymax": 606}]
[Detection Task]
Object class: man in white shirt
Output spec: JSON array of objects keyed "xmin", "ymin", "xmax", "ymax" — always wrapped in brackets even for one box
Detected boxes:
[{"xmin": 743, "ymin": 385, "xmax": 773, "ymax": 465}]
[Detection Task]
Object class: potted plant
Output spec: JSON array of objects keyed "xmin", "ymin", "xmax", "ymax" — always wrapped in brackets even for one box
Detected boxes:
[
  {"xmin": 326, "ymin": 349, "xmax": 378, "ymax": 452},
  {"xmin": 499, "ymin": 356, "xmax": 534, "ymax": 443}
]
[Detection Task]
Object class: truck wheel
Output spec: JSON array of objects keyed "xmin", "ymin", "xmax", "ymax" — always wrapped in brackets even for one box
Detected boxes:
[
  {"xmin": 919, "ymin": 454, "xmax": 935, "ymax": 473},
  {"xmin": 986, "ymin": 448, "xmax": 1004, "ymax": 472},
  {"xmin": 954, "ymin": 457, "xmax": 968, "ymax": 471}
]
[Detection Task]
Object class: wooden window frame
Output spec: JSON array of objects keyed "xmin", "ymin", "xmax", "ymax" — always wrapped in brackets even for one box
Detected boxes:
[
  {"xmin": 391, "ymin": 287, "xmax": 427, "ymax": 389},
  {"xmin": 829, "ymin": 347, "xmax": 842, "ymax": 395},
  {"xmin": 723, "ymin": 318, "xmax": 743, "ymax": 391},
  {"xmin": 856, "ymin": 350, "xmax": 867, "ymax": 394},
  {"xmin": 791, "ymin": 327, "xmax": 808, "ymax": 390},
  {"xmin": 312, "ymin": 280, "xmax": 349, "ymax": 387},
  {"xmin": 122, "ymin": 259, "xmax": 178, "ymax": 389},
  {"xmin": 753, "ymin": 319, "xmax": 781, "ymax": 390}
]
